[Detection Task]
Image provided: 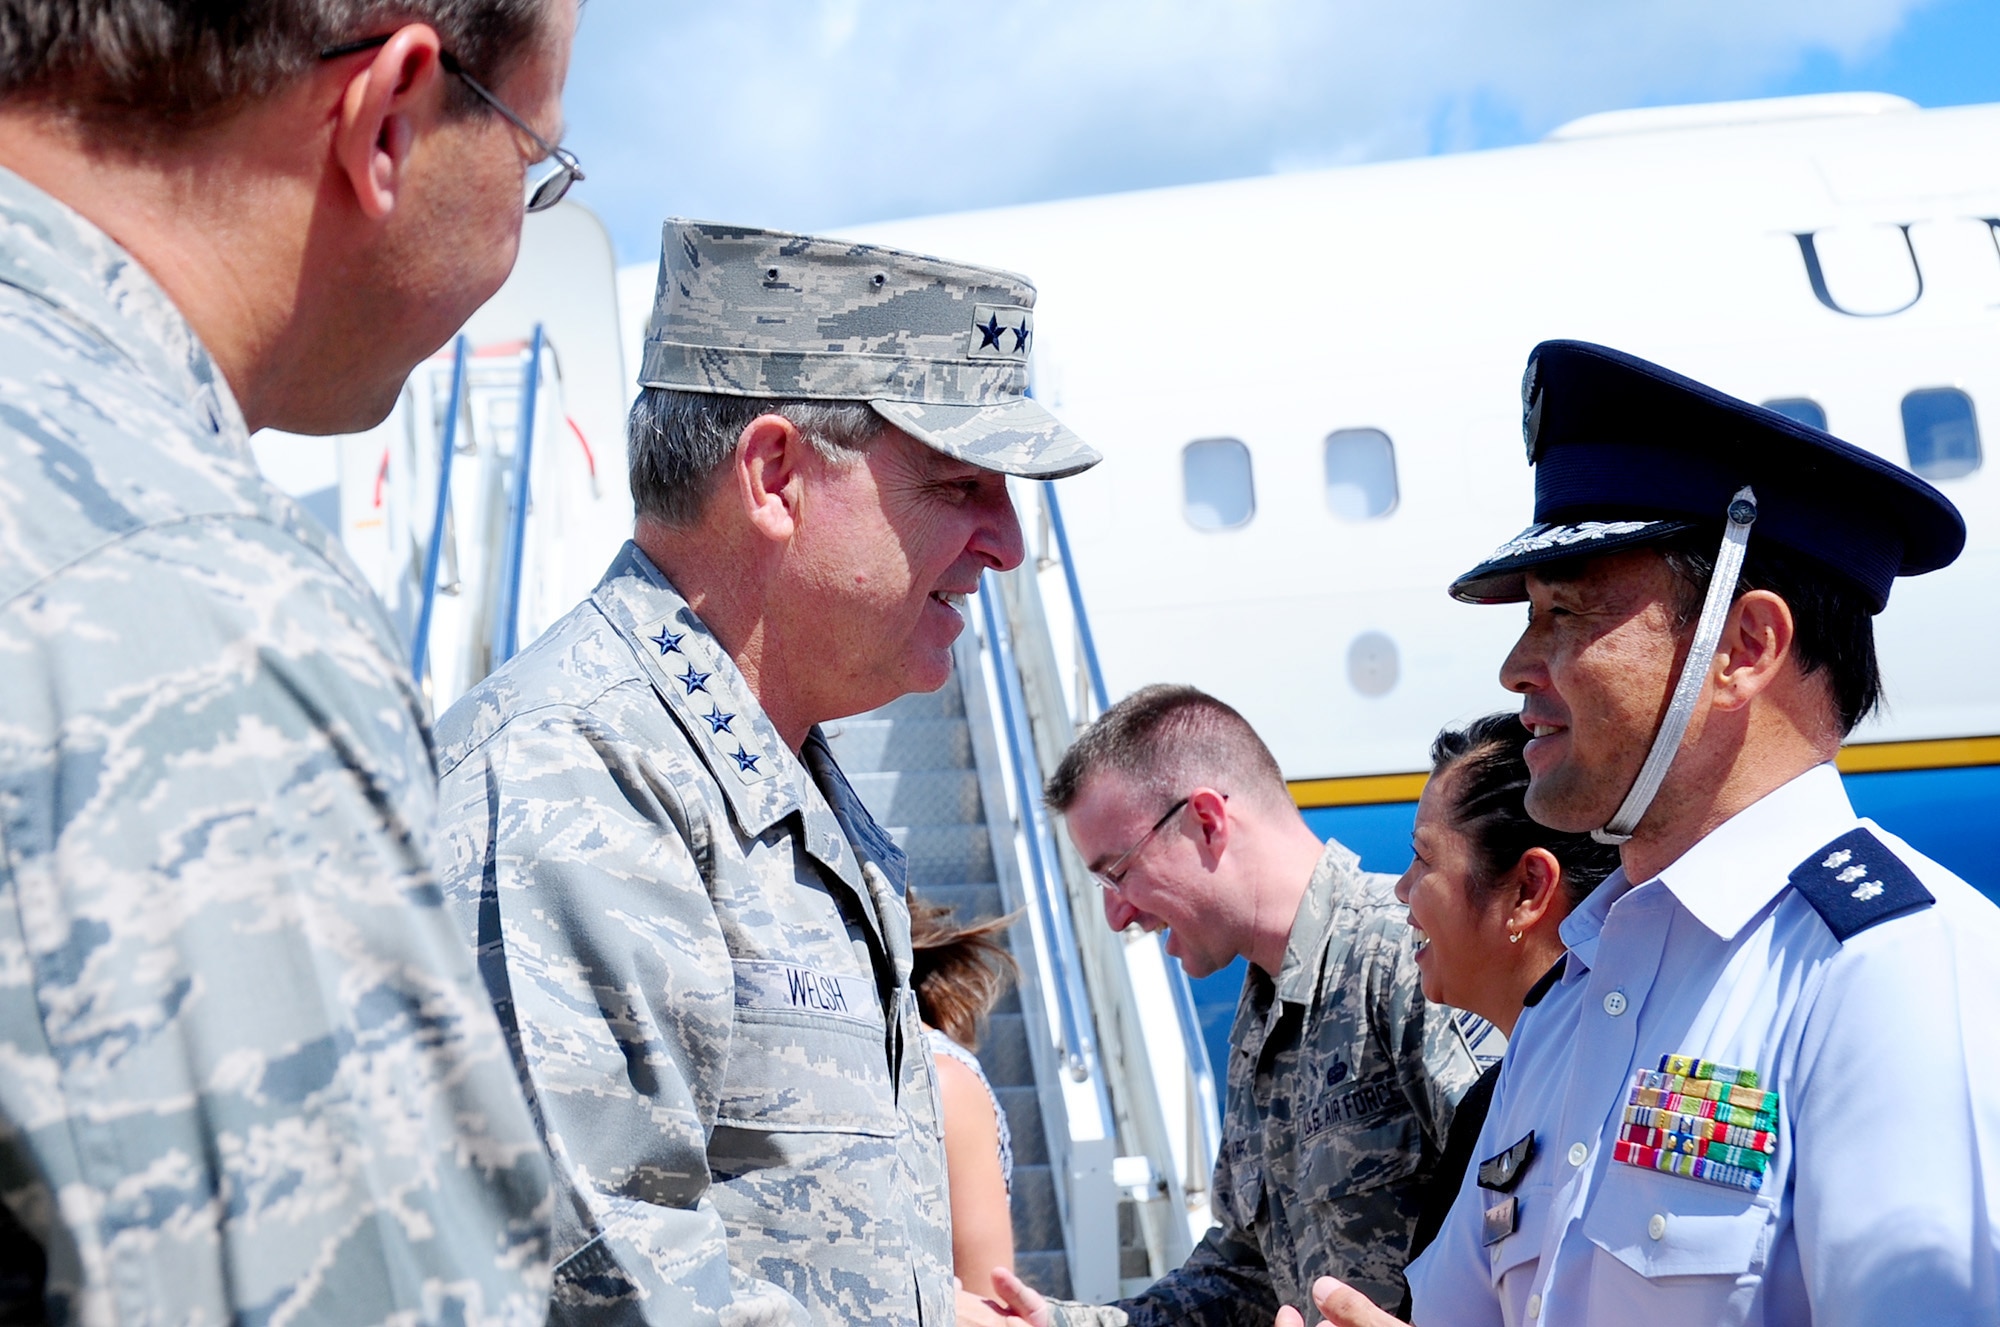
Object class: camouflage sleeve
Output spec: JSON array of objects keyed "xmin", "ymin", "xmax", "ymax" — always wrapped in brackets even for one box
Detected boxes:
[
  {"xmin": 1045, "ymin": 1217, "xmax": 1275, "ymax": 1327},
  {"xmin": 438, "ymin": 697, "xmax": 811, "ymax": 1327},
  {"xmin": 0, "ymin": 518, "xmax": 551, "ymax": 1324}
]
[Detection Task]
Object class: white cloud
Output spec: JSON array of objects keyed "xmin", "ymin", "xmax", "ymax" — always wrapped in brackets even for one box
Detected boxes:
[{"xmin": 562, "ymin": 0, "xmax": 1938, "ymax": 261}]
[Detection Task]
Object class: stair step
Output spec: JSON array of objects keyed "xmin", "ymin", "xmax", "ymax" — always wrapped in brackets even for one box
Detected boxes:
[
  {"xmin": 887, "ymin": 824, "xmax": 996, "ymax": 887},
  {"xmin": 910, "ymin": 881, "xmax": 1007, "ymax": 923},
  {"xmin": 821, "ymin": 717, "xmax": 972, "ymax": 775},
  {"xmin": 1009, "ymin": 1163, "xmax": 1065, "ymax": 1255},
  {"xmin": 1120, "ymin": 1199, "xmax": 1150, "ymax": 1280},
  {"xmin": 860, "ymin": 684, "xmax": 965, "ymax": 721},
  {"xmin": 995, "ymin": 1086, "xmax": 1047, "ymax": 1166},
  {"xmin": 846, "ymin": 768, "xmax": 983, "ymax": 827},
  {"xmin": 978, "ymin": 1010, "xmax": 1034, "ymax": 1088},
  {"xmin": 1012, "ymin": 1251, "xmax": 1072, "ymax": 1301}
]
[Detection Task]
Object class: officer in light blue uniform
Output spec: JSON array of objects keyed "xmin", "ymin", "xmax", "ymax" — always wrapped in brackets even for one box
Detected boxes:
[{"xmin": 1377, "ymin": 342, "xmax": 2000, "ymax": 1327}]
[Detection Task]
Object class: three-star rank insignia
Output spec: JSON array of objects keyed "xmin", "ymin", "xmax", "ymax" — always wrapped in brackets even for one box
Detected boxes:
[
  {"xmin": 968, "ymin": 304, "xmax": 1033, "ymax": 361},
  {"xmin": 634, "ymin": 614, "xmax": 775, "ymax": 787},
  {"xmin": 1789, "ymin": 827, "xmax": 1934, "ymax": 941}
]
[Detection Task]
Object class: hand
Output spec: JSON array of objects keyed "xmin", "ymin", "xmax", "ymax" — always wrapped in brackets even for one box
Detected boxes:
[
  {"xmin": 1309, "ymin": 1276, "xmax": 1409, "ymax": 1327},
  {"xmin": 1275, "ymin": 1307, "xmax": 1307, "ymax": 1327},
  {"xmin": 956, "ymin": 1287, "xmax": 1018, "ymax": 1326},
  {"xmin": 963, "ymin": 1266, "xmax": 1052, "ymax": 1327}
]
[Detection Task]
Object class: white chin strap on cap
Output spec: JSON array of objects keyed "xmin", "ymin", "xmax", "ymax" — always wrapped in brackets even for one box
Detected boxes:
[{"xmin": 1592, "ymin": 486, "xmax": 1760, "ymax": 846}]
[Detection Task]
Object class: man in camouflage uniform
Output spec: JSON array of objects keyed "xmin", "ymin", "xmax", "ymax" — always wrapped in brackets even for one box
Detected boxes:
[
  {"xmin": 980, "ymin": 685, "xmax": 1499, "ymax": 1326},
  {"xmin": 434, "ymin": 219, "xmax": 1100, "ymax": 1325},
  {"xmin": 0, "ymin": 2, "xmax": 576, "ymax": 1320}
]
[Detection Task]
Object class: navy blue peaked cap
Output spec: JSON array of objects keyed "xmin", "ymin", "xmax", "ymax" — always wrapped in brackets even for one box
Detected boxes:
[{"xmin": 1450, "ymin": 341, "xmax": 1966, "ymax": 613}]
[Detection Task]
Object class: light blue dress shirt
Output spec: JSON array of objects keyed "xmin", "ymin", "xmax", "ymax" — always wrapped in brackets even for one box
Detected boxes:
[{"xmin": 1406, "ymin": 763, "xmax": 2000, "ymax": 1326}]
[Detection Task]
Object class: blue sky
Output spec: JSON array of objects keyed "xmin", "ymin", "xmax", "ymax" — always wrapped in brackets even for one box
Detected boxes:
[{"xmin": 562, "ymin": 0, "xmax": 2000, "ymax": 265}]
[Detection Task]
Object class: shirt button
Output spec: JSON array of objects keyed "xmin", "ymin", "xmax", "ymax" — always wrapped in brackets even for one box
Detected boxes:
[
  {"xmin": 1602, "ymin": 989, "xmax": 1628, "ymax": 1016},
  {"xmin": 1568, "ymin": 1141, "xmax": 1589, "ymax": 1166},
  {"xmin": 1648, "ymin": 1213, "xmax": 1668, "ymax": 1240},
  {"xmin": 1526, "ymin": 1292, "xmax": 1543, "ymax": 1318}
]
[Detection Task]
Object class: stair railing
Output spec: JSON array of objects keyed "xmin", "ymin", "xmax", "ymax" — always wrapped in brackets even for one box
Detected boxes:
[
  {"xmin": 411, "ymin": 335, "xmax": 470, "ymax": 688},
  {"xmin": 490, "ymin": 324, "xmax": 544, "ymax": 667},
  {"xmin": 1042, "ymin": 486, "xmax": 1224, "ymax": 1218},
  {"xmin": 979, "ymin": 577, "xmax": 1105, "ymax": 1091}
]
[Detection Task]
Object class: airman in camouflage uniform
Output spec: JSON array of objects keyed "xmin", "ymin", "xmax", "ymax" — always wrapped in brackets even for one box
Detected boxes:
[
  {"xmin": 1021, "ymin": 686, "xmax": 1501, "ymax": 1327},
  {"xmin": 435, "ymin": 220, "xmax": 1099, "ymax": 1325},
  {"xmin": 0, "ymin": 168, "xmax": 552, "ymax": 1322}
]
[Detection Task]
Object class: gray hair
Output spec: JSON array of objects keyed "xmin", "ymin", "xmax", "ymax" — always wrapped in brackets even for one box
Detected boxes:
[
  {"xmin": 0, "ymin": 0, "xmax": 549, "ymax": 132},
  {"xmin": 1044, "ymin": 684, "xmax": 1292, "ymax": 815},
  {"xmin": 627, "ymin": 387, "xmax": 886, "ymax": 529}
]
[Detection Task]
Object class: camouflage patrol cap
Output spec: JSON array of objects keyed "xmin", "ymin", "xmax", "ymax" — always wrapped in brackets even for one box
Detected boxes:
[{"xmin": 638, "ymin": 219, "xmax": 1100, "ymax": 479}]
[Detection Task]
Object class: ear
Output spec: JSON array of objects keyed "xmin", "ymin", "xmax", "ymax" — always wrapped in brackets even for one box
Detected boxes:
[
  {"xmin": 1188, "ymin": 788, "xmax": 1230, "ymax": 858},
  {"xmin": 1710, "ymin": 588, "xmax": 1796, "ymax": 713},
  {"xmin": 331, "ymin": 26, "xmax": 449, "ymax": 222},
  {"xmin": 1503, "ymin": 846, "xmax": 1565, "ymax": 936},
  {"xmin": 735, "ymin": 414, "xmax": 807, "ymax": 544}
]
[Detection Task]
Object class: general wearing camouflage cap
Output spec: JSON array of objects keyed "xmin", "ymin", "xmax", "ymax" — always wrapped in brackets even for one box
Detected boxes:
[{"xmin": 638, "ymin": 218, "xmax": 1100, "ymax": 479}]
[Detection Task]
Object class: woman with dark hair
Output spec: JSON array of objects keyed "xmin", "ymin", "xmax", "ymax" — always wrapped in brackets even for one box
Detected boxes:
[
  {"xmin": 910, "ymin": 896, "xmax": 1023, "ymax": 1299},
  {"xmin": 1394, "ymin": 713, "xmax": 1622, "ymax": 1268}
]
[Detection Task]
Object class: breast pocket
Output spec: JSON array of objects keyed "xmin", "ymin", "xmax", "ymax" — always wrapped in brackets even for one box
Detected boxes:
[
  {"xmin": 718, "ymin": 960, "xmax": 897, "ymax": 1136},
  {"xmin": 1483, "ymin": 1178, "xmax": 1551, "ymax": 1321},
  {"xmin": 1299, "ymin": 1084, "xmax": 1425, "ymax": 1200},
  {"xmin": 1582, "ymin": 1160, "xmax": 1776, "ymax": 1312}
]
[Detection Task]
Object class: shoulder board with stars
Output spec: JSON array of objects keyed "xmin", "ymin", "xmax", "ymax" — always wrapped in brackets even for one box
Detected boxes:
[
  {"xmin": 1787, "ymin": 827, "xmax": 1933, "ymax": 942},
  {"xmin": 635, "ymin": 612, "xmax": 776, "ymax": 787}
]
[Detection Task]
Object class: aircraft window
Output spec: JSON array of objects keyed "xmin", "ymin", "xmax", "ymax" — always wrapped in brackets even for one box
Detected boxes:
[
  {"xmin": 1763, "ymin": 398, "xmax": 1828, "ymax": 431},
  {"xmin": 1182, "ymin": 438, "xmax": 1256, "ymax": 530},
  {"xmin": 1901, "ymin": 388, "xmax": 1982, "ymax": 481},
  {"xmin": 1324, "ymin": 428, "xmax": 1399, "ymax": 520}
]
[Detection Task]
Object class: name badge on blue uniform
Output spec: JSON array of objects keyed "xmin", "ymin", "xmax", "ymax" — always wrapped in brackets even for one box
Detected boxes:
[{"xmin": 1477, "ymin": 1131, "xmax": 1535, "ymax": 1246}]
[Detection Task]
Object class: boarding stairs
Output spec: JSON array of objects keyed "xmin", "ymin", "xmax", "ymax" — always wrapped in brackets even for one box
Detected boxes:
[{"xmin": 826, "ymin": 484, "xmax": 1225, "ymax": 1301}]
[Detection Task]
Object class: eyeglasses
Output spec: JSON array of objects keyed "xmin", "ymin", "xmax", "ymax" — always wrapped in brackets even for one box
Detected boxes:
[
  {"xmin": 1093, "ymin": 796, "xmax": 1191, "ymax": 892},
  {"xmin": 320, "ymin": 34, "xmax": 584, "ymax": 213}
]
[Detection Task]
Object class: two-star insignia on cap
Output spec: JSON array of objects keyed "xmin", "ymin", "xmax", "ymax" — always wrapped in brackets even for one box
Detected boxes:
[
  {"xmin": 970, "ymin": 305, "xmax": 1032, "ymax": 359},
  {"xmin": 976, "ymin": 314, "xmax": 1030, "ymax": 352}
]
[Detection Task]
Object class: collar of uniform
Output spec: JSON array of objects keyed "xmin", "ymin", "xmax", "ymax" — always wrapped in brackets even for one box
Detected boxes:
[
  {"xmin": 1651, "ymin": 761, "xmax": 1854, "ymax": 941},
  {"xmin": 0, "ymin": 165, "xmax": 250, "ymax": 449},
  {"xmin": 1557, "ymin": 865, "xmax": 1631, "ymax": 980},
  {"xmin": 1274, "ymin": 837, "xmax": 1370, "ymax": 1007},
  {"xmin": 590, "ymin": 542, "xmax": 871, "ymax": 895},
  {"xmin": 800, "ymin": 729, "xmax": 910, "ymax": 897}
]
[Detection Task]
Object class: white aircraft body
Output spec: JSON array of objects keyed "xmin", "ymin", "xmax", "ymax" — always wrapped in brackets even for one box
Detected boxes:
[
  {"xmin": 263, "ymin": 89, "xmax": 2000, "ymax": 864},
  {"xmin": 817, "ymin": 92, "xmax": 2000, "ymax": 805}
]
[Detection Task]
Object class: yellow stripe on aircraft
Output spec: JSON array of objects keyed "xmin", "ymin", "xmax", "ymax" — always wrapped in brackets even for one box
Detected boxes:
[
  {"xmin": 1289, "ymin": 734, "xmax": 2000, "ymax": 809},
  {"xmin": 1834, "ymin": 734, "xmax": 2000, "ymax": 774},
  {"xmin": 1288, "ymin": 772, "xmax": 1430, "ymax": 809}
]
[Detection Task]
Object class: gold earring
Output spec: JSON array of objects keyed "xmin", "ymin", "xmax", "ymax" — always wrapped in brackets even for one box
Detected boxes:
[{"xmin": 1508, "ymin": 931, "xmax": 1521, "ymax": 944}]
